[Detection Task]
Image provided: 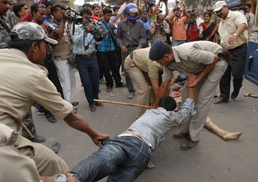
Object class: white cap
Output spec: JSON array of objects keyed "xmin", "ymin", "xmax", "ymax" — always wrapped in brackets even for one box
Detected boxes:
[{"xmin": 213, "ymin": 1, "xmax": 227, "ymax": 12}]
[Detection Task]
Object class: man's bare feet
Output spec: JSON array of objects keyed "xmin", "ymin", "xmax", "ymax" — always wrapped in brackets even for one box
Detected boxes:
[{"xmin": 222, "ymin": 131, "xmax": 242, "ymax": 141}]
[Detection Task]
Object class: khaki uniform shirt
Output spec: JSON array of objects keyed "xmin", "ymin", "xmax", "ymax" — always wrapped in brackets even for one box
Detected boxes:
[
  {"xmin": 0, "ymin": 146, "xmax": 41, "ymax": 182},
  {"xmin": 162, "ymin": 41, "xmax": 222, "ymax": 82},
  {"xmin": 218, "ymin": 10, "xmax": 248, "ymax": 50},
  {"xmin": 132, "ymin": 47, "xmax": 162, "ymax": 79},
  {"xmin": 0, "ymin": 49, "xmax": 73, "ymax": 139}
]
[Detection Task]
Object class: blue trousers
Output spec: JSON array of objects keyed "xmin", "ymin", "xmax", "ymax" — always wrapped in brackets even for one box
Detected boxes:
[
  {"xmin": 75, "ymin": 54, "xmax": 99, "ymax": 106},
  {"xmin": 71, "ymin": 136, "xmax": 151, "ymax": 182}
]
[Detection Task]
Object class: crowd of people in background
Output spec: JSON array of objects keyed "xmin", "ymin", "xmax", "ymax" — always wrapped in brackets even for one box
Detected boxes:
[{"xmin": 0, "ymin": 0, "xmax": 254, "ymax": 181}]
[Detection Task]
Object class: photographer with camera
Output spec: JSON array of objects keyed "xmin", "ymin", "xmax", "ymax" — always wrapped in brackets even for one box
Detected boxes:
[
  {"xmin": 149, "ymin": 12, "xmax": 170, "ymax": 44},
  {"xmin": 50, "ymin": 4, "xmax": 76, "ymax": 106},
  {"xmin": 168, "ymin": 1, "xmax": 189, "ymax": 46},
  {"xmin": 71, "ymin": 8, "xmax": 103, "ymax": 112},
  {"xmin": 97, "ymin": 8, "xmax": 125, "ymax": 93}
]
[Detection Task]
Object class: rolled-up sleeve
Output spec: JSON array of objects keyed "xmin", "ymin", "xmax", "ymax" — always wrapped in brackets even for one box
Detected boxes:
[{"xmin": 31, "ymin": 75, "xmax": 73, "ymax": 120}]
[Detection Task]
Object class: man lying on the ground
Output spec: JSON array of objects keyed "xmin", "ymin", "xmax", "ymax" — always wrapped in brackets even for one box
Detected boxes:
[{"xmin": 52, "ymin": 75, "xmax": 194, "ymax": 182}]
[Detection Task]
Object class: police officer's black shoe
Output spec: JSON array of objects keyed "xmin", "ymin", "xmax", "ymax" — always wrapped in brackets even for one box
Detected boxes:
[{"xmin": 31, "ymin": 135, "xmax": 46, "ymax": 143}]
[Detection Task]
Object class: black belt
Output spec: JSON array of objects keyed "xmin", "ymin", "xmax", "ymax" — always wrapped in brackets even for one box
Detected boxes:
[{"xmin": 76, "ymin": 53, "xmax": 93, "ymax": 58}]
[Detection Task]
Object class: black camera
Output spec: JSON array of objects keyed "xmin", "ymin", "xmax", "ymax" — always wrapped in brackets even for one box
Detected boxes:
[
  {"xmin": 159, "ymin": 23, "xmax": 164, "ymax": 30},
  {"xmin": 86, "ymin": 17, "xmax": 103, "ymax": 42},
  {"xmin": 146, "ymin": 0, "xmax": 156, "ymax": 7},
  {"xmin": 46, "ymin": 23, "xmax": 56, "ymax": 34},
  {"xmin": 61, "ymin": 5, "xmax": 82, "ymax": 24}
]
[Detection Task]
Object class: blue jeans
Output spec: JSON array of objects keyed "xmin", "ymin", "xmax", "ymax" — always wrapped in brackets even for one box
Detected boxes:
[
  {"xmin": 172, "ymin": 40, "xmax": 185, "ymax": 47},
  {"xmin": 75, "ymin": 54, "xmax": 99, "ymax": 106},
  {"xmin": 71, "ymin": 136, "xmax": 151, "ymax": 182}
]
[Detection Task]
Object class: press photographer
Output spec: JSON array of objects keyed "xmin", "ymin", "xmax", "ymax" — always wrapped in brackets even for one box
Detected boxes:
[
  {"xmin": 50, "ymin": 4, "xmax": 76, "ymax": 105},
  {"xmin": 71, "ymin": 8, "xmax": 103, "ymax": 112},
  {"xmin": 149, "ymin": 11, "xmax": 170, "ymax": 44}
]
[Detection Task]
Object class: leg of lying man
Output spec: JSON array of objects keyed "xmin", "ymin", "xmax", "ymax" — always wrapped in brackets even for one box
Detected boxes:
[{"xmin": 71, "ymin": 136, "xmax": 151, "ymax": 182}]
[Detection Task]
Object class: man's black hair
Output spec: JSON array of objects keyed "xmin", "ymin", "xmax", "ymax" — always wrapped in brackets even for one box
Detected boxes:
[
  {"xmin": 245, "ymin": 3, "xmax": 251, "ymax": 9},
  {"xmin": 8, "ymin": 33, "xmax": 42, "ymax": 52},
  {"xmin": 80, "ymin": 8, "xmax": 92, "ymax": 16},
  {"xmin": 113, "ymin": 5, "xmax": 120, "ymax": 12},
  {"xmin": 31, "ymin": 3, "xmax": 46, "ymax": 14},
  {"xmin": 13, "ymin": 3, "xmax": 26, "ymax": 18},
  {"xmin": 92, "ymin": 3, "xmax": 100, "ymax": 10},
  {"xmin": 51, "ymin": 4, "xmax": 62, "ymax": 15},
  {"xmin": 203, "ymin": 11, "xmax": 212, "ymax": 17},
  {"xmin": 103, "ymin": 8, "xmax": 112, "ymax": 15},
  {"xmin": 159, "ymin": 96, "xmax": 177, "ymax": 111}
]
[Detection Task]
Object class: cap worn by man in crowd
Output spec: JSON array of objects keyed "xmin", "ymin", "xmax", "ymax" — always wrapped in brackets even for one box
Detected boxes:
[
  {"xmin": 213, "ymin": 1, "xmax": 227, "ymax": 12},
  {"xmin": 10, "ymin": 22, "xmax": 58, "ymax": 44},
  {"xmin": 149, "ymin": 40, "xmax": 172, "ymax": 61}
]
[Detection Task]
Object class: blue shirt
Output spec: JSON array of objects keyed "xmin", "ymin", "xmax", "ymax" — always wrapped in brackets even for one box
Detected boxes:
[
  {"xmin": 71, "ymin": 24, "xmax": 98, "ymax": 55},
  {"xmin": 141, "ymin": 17, "xmax": 151, "ymax": 38},
  {"xmin": 97, "ymin": 20, "xmax": 116, "ymax": 52}
]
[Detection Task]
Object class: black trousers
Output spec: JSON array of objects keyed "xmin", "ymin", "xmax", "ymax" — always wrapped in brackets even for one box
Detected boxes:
[
  {"xmin": 98, "ymin": 51, "xmax": 122, "ymax": 88},
  {"xmin": 219, "ymin": 44, "xmax": 247, "ymax": 99}
]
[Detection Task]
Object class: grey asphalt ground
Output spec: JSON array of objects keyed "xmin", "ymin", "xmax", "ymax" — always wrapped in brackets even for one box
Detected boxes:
[{"xmin": 33, "ymin": 73, "xmax": 258, "ymax": 182}]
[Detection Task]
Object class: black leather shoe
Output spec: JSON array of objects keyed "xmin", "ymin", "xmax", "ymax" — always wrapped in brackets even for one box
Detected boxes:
[
  {"xmin": 45, "ymin": 112, "xmax": 57, "ymax": 123},
  {"xmin": 231, "ymin": 90, "xmax": 240, "ymax": 100},
  {"xmin": 90, "ymin": 105, "xmax": 96, "ymax": 112},
  {"xmin": 31, "ymin": 135, "xmax": 46, "ymax": 143},
  {"xmin": 213, "ymin": 97, "xmax": 229, "ymax": 104},
  {"xmin": 72, "ymin": 101, "xmax": 79, "ymax": 106}
]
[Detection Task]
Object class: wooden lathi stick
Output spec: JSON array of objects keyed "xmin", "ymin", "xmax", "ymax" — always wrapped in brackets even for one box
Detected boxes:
[
  {"xmin": 94, "ymin": 99, "xmax": 153, "ymax": 109},
  {"xmin": 21, "ymin": 122, "xmax": 34, "ymax": 138}
]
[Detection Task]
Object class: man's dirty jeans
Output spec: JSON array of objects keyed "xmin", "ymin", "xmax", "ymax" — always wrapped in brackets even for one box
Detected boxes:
[{"xmin": 71, "ymin": 136, "xmax": 151, "ymax": 182}]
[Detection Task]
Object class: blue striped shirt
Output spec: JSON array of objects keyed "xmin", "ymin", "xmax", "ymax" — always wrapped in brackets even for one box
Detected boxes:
[{"xmin": 97, "ymin": 20, "xmax": 115, "ymax": 52}]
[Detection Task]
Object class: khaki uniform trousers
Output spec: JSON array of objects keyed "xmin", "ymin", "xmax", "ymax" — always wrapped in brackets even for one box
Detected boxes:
[
  {"xmin": 0, "ymin": 146, "xmax": 41, "ymax": 182},
  {"xmin": 15, "ymin": 136, "xmax": 69, "ymax": 176},
  {"xmin": 180, "ymin": 60, "xmax": 228, "ymax": 141},
  {"xmin": 124, "ymin": 57, "xmax": 154, "ymax": 117}
]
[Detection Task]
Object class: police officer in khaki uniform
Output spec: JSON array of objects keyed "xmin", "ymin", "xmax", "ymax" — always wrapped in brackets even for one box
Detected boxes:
[
  {"xmin": 0, "ymin": 123, "xmax": 41, "ymax": 182},
  {"xmin": 213, "ymin": 1, "xmax": 248, "ymax": 103},
  {"xmin": 124, "ymin": 47, "xmax": 162, "ymax": 117},
  {"xmin": 149, "ymin": 40, "xmax": 228, "ymax": 150},
  {"xmin": 0, "ymin": 22, "xmax": 109, "ymax": 176}
]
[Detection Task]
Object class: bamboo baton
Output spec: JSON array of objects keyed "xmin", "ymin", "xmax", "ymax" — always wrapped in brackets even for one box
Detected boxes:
[
  {"xmin": 21, "ymin": 122, "xmax": 34, "ymax": 138},
  {"xmin": 94, "ymin": 99, "xmax": 153, "ymax": 109}
]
